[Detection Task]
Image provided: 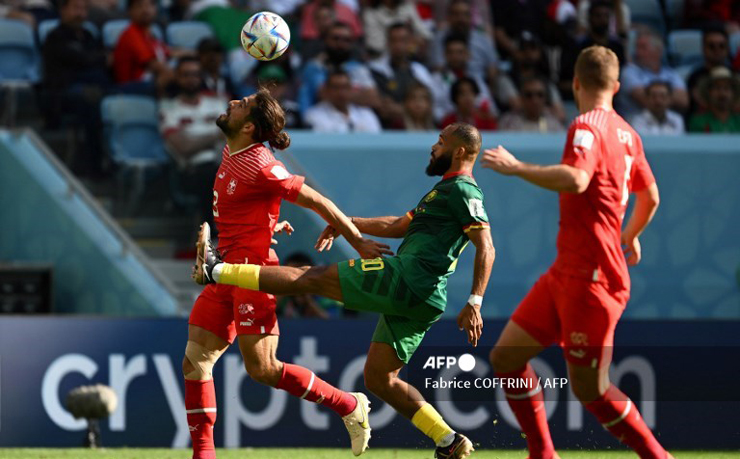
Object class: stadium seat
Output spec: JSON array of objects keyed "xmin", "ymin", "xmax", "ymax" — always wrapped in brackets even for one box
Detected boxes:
[
  {"xmin": 731, "ymin": 32, "xmax": 740, "ymax": 58},
  {"xmin": 101, "ymin": 95, "xmax": 170, "ymax": 213},
  {"xmin": 102, "ymin": 19, "xmax": 163, "ymax": 48},
  {"xmin": 165, "ymin": 21, "xmax": 214, "ymax": 50},
  {"xmin": 668, "ymin": 29, "xmax": 703, "ymax": 67},
  {"xmin": 0, "ymin": 18, "xmax": 39, "ymax": 126},
  {"xmin": 37, "ymin": 19, "xmax": 99, "ymax": 44},
  {"xmin": 624, "ymin": 0, "xmax": 666, "ymax": 35}
]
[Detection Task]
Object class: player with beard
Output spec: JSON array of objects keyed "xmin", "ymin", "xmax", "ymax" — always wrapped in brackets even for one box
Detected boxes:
[
  {"xmin": 193, "ymin": 123, "xmax": 495, "ymax": 459},
  {"xmin": 183, "ymin": 89, "xmax": 391, "ymax": 459}
]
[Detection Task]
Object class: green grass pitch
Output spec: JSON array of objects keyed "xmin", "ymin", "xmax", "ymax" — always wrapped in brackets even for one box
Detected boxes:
[{"xmin": 2, "ymin": 450, "xmax": 739, "ymax": 459}]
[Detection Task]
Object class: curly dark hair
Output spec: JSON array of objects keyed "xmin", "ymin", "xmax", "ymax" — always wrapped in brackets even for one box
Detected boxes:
[{"xmin": 249, "ymin": 88, "xmax": 291, "ymax": 150}]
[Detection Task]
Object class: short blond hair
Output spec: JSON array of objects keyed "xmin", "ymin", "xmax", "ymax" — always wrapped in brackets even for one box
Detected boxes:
[{"xmin": 575, "ymin": 45, "xmax": 620, "ymax": 91}]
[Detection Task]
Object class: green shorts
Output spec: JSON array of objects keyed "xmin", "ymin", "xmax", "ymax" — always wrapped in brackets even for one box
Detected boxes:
[{"xmin": 337, "ymin": 257, "xmax": 442, "ymax": 363}]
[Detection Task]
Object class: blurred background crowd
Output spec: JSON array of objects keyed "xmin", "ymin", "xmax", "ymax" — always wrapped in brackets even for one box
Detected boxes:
[{"xmin": 3, "ymin": 0, "xmax": 740, "ymax": 173}]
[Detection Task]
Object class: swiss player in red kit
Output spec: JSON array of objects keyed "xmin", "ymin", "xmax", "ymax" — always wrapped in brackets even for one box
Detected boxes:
[
  {"xmin": 183, "ymin": 90, "xmax": 390, "ymax": 459},
  {"xmin": 482, "ymin": 47, "xmax": 671, "ymax": 458}
]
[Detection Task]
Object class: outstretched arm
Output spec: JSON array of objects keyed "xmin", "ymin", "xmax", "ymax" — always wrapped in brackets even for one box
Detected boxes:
[
  {"xmin": 315, "ymin": 214, "xmax": 411, "ymax": 252},
  {"xmin": 621, "ymin": 183, "xmax": 660, "ymax": 265},
  {"xmin": 481, "ymin": 146, "xmax": 590, "ymax": 193},
  {"xmin": 457, "ymin": 228, "xmax": 495, "ymax": 347},
  {"xmin": 295, "ymin": 184, "xmax": 393, "ymax": 259}
]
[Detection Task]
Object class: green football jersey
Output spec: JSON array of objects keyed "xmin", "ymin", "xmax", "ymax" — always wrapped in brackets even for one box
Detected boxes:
[{"xmin": 396, "ymin": 172, "xmax": 489, "ymax": 310}]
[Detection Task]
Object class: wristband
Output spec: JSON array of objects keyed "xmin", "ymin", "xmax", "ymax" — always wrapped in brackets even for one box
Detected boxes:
[{"xmin": 468, "ymin": 294, "xmax": 483, "ymax": 307}]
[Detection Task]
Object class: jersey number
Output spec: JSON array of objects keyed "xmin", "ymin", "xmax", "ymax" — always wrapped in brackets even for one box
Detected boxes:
[
  {"xmin": 212, "ymin": 190, "xmax": 219, "ymax": 217},
  {"xmin": 360, "ymin": 258, "xmax": 384, "ymax": 271},
  {"xmin": 622, "ymin": 154, "xmax": 634, "ymax": 206}
]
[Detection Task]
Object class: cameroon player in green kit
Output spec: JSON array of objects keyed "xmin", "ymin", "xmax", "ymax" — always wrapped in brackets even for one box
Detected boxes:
[{"xmin": 193, "ymin": 123, "xmax": 495, "ymax": 458}]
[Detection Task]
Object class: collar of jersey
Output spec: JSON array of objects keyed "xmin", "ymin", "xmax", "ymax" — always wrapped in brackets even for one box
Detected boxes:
[
  {"xmin": 442, "ymin": 170, "xmax": 473, "ymax": 180},
  {"xmin": 229, "ymin": 143, "xmax": 260, "ymax": 156}
]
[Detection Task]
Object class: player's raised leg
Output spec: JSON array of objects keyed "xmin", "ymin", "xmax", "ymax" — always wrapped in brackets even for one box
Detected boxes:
[
  {"xmin": 237, "ymin": 334, "xmax": 371, "ymax": 456},
  {"xmin": 182, "ymin": 325, "xmax": 230, "ymax": 459},
  {"xmin": 363, "ymin": 341, "xmax": 473, "ymax": 458},
  {"xmin": 489, "ymin": 320, "xmax": 557, "ymax": 459}
]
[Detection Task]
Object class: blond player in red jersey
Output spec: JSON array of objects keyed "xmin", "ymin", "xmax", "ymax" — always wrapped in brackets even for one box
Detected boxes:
[
  {"xmin": 183, "ymin": 89, "xmax": 391, "ymax": 459},
  {"xmin": 482, "ymin": 46, "xmax": 673, "ymax": 459}
]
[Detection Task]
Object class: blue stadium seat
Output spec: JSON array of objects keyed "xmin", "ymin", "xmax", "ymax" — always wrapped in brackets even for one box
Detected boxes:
[
  {"xmin": 101, "ymin": 95, "xmax": 170, "ymax": 213},
  {"xmin": 165, "ymin": 21, "xmax": 214, "ymax": 50},
  {"xmin": 668, "ymin": 29, "xmax": 703, "ymax": 67},
  {"xmin": 0, "ymin": 18, "xmax": 39, "ymax": 82},
  {"xmin": 624, "ymin": 0, "xmax": 666, "ymax": 35},
  {"xmin": 38, "ymin": 19, "xmax": 99, "ymax": 44},
  {"xmin": 102, "ymin": 19, "xmax": 163, "ymax": 48},
  {"xmin": 731, "ymin": 32, "xmax": 740, "ymax": 58}
]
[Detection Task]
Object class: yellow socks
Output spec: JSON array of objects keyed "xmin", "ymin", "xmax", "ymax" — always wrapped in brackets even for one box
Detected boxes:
[
  {"xmin": 411, "ymin": 403, "xmax": 455, "ymax": 446},
  {"xmin": 216, "ymin": 263, "xmax": 260, "ymax": 290}
]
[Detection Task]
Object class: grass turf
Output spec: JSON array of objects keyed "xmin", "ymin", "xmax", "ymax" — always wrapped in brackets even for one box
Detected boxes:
[{"xmin": 1, "ymin": 450, "xmax": 739, "ymax": 459}]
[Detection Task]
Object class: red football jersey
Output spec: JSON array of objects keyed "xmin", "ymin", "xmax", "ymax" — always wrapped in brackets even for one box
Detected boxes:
[
  {"xmin": 554, "ymin": 107, "xmax": 655, "ymax": 293},
  {"xmin": 212, "ymin": 143, "xmax": 304, "ymax": 262}
]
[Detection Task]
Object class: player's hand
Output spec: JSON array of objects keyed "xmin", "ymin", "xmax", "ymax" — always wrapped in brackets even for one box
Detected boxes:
[
  {"xmin": 353, "ymin": 237, "xmax": 394, "ymax": 259},
  {"xmin": 622, "ymin": 234, "xmax": 642, "ymax": 265},
  {"xmin": 274, "ymin": 220, "xmax": 294, "ymax": 235},
  {"xmin": 315, "ymin": 225, "xmax": 340, "ymax": 252},
  {"xmin": 481, "ymin": 146, "xmax": 521, "ymax": 175},
  {"xmin": 457, "ymin": 303, "xmax": 483, "ymax": 347}
]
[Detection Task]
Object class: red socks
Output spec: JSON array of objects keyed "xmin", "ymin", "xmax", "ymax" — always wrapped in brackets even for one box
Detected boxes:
[
  {"xmin": 185, "ymin": 379, "xmax": 217, "ymax": 459},
  {"xmin": 499, "ymin": 364, "xmax": 556, "ymax": 459},
  {"xmin": 585, "ymin": 384, "xmax": 667, "ymax": 459},
  {"xmin": 276, "ymin": 363, "xmax": 358, "ymax": 417}
]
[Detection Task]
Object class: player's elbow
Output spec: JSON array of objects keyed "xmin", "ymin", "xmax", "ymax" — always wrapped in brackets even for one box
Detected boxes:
[{"xmin": 567, "ymin": 170, "xmax": 590, "ymax": 194}]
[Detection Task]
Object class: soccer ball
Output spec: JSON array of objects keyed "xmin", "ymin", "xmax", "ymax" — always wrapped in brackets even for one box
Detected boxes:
[{"xmin": 241, "ymin": 11, "xmax": 291, "ymax": 61}]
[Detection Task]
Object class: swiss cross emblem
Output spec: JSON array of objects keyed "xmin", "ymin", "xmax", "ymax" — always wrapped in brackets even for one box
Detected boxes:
[
  {"xmin": 227, "ymin": 178, "xmax": 238, "ymax": 195},
  {"xmin": 238, "ymin": 303, "xmax": 254, "ymax": 315}
]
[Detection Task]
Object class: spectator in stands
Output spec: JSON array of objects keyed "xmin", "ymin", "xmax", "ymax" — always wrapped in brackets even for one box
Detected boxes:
[
  {"xmin": 394, "ymin": 83, "xmax": 436, "ymax": 130},
  {"xmin": 429, "ymin": 0, "xmax": 498, "ymax": 81},
  {"xmin": 305, "ymin": 70, "xmax": 383, "ymax": 133},
  {"xmin": 497, "ymin": 30, "xmax": 565, "ymax": 121},
  {"xmin": 300, "ymin": 3, "xmax": 336, "ymax": 60},
  {"xmin": 631, "ymin": 81, "xmax": 686, "ymax": 135},
  {"xmin": 258, "ymin": 65, "xmax": 302, "ymax": 129},
  {"xmin": 619, "ymin": 29, "xmax": 689, "ymax": 118},
  {"xmin": 492, "ymin": 0, "xmax": 549, "ymax": 60},
  {"xmin": 683, "ymin": 0, "xmax": 740, "ymax": 33},
  {"xmin": 42, "ymin": 0, "xmax": 110, "ymax": 177},
  {"xmin": 369, "ymin": 22, "xmax": 436, "ymax": 127},
  {"xmin": 197, "ymin": 38, "xmax": 234, "ymax": 100},
  {"xmin": 113, "ymin": 0, "xmax": 172, "ymax": 93},
  {"xmin": 687, "ymin": 27, "xmax": 731, "ymax": 115},
  {"xmin": 159, "ymin": 57, "xmax": 225, "ymax": 224},
  {"xmin": 431, "ymin": 0, "xmax": 493, "ymax": 39},
  {"xmin": 189, "ymin": 0, "xmax": 253, "ymax": 94},
  {"xmin": 430, "ymin": 33, "xmax": 496, "ymax": 122},
  {"xmin": 498, "ymin": 77, "xmax": 564, "ymax": 132},
  {"xmin": 0, "ymin": 0, "xmax": 55, "ymax": 27},
  {"xmin": 689, "ymin": 66, "xmax": 740, "ymax": 132},
  {"xmin": 300, "ymin": 0, "xmax": 362, "ymax": 43},
  {"xmin": 440, "ymin": 76, "xmax": 497, "ymax": 130},
  {"xmin": 577, "ymin": 0, "xmax": 630, "ymax": 39},
  {"xmin": 277, "ymin": 252, "xmax": 343, "ymax": 318},
  {"xmin": 0, "ymin": 2, "xmax": 36, "ymax": 27},
  {"xmin": 363, "ymin": 0, "xmax": 432, "ymax": 57},
  {"xmin": 298, "ymin": 21, "xmax": 378, "ymax": 116}
]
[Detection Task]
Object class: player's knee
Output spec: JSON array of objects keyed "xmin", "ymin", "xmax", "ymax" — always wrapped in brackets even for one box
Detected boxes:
[
  {"xmin": 363, "ymin": 368, "xmax": 391, "ymax": 397},
  {"xmin": 183, "ymin": 340, "xmax": 221, "ymax": 380},
  {"xmin": 489, "ymin": 346, "xmax": 522, "ymax": 374},
  {"xmin": 244, "ymin": 358, "xmax": 282, "ymax": 387},
  {"xmin": 302, "ymin": 266, "xmax": 328, "ymax": 293},
  {"xmin": 569, "ymin": 375, "xmax": 601, "ymax": 403}
]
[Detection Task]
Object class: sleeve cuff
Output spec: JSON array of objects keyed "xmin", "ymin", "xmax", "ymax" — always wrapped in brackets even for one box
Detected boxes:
[
  {"xmin": 284, "ymin": 175, "xmax": 305, "ymax": 202},
  {"xmin": 463, "ymin": 222, "xmax": 490, "ymax": 233}
]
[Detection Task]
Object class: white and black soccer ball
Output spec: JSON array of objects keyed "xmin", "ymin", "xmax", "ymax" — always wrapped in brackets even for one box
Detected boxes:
[{"xmin": 241, "ymin": 11, "xmax": 291, "ymax": 61}]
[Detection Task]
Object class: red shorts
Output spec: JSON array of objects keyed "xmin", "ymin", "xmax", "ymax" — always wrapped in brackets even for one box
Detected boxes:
[
  {"xmin": 188, "ymin": 249, "xmax": 279, "ymax": 343},
  {"xmin": 511, "ymin": 268, "xmax": 628, "ymax": 368}
]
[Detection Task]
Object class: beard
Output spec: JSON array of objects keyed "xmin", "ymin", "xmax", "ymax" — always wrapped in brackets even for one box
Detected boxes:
[
  {"xmin": 216, "ymin": 113, "xmax": 236, "ymax": 137},
  {"xmin": 426, "ymin": 151, "xmax": 452, "ymax": 176}
]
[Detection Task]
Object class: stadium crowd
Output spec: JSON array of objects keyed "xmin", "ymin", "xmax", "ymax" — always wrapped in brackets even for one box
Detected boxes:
[{"xmin": 4, "ymin": 0, "xmax": 740, "ymax": 177}]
